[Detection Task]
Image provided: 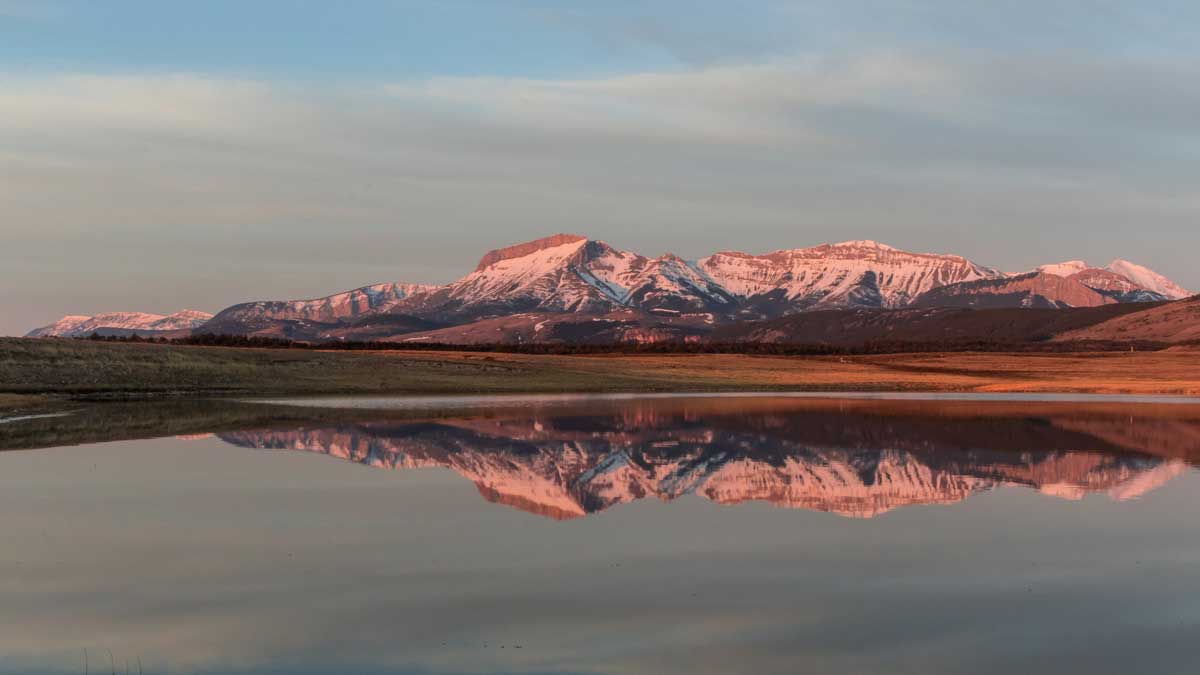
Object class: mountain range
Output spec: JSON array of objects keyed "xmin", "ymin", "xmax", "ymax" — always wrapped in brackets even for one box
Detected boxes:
[
  {"xmin": 26, "ymin": 310, "xmax": 214, "ymax": 338},
  {"xmin": 26, "ymin": 234, "xmax": 1196, "ymax": 343}
]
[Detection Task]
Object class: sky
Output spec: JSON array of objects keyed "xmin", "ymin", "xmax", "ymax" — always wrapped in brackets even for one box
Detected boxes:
[{"xmin": 3, "ymin": 0, "xmax": 1200, "ymax": 335}]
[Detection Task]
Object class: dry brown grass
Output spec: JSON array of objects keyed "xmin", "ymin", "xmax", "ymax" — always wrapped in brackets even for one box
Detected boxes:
[
  {"xmin": 2, "ymin": 338, "xmax": 1199, "ymax": 398},
  {"xmin": 372, "ymin": 349, "xmax": 1200, "ymax": 396}
]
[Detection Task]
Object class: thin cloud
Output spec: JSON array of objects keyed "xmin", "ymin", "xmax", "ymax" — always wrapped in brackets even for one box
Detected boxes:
[{"xmin": 2, "ymin": 48, "xmax": 1199, "ymax": 334}]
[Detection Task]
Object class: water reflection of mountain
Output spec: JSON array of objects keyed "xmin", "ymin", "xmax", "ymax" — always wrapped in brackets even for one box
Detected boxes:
[{"xmin": 218, "ymin": 402, "xmax": 1195, "ymax": 519}]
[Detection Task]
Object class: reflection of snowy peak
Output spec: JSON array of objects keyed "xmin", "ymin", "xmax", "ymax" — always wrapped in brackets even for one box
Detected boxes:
[{"xmin": 218, "ymin": 408, "xmax": 1186, "ymax": 520}]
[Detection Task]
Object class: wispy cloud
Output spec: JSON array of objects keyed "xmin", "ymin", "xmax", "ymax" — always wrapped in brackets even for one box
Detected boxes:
[
  {"xmin": 4, "ymin": 50, "xmax": 1197, "ymax": 227},
  {"xmin": 3, "ymin": 47, "xmax": 1199, "ymax": 333}
]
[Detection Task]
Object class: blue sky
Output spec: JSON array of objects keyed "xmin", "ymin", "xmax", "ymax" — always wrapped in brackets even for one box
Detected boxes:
[{"xmin": 3, "ymin": 1, "xmax": 1199, "ymax": 333}]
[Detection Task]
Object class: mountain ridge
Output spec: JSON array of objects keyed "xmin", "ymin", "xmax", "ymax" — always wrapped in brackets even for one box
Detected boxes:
[
  {"xmin": 25, "ymin": 234, "xmax": 1194, "ymax": 342},
  {"xmin": 26, "ymin": 310, "xmax": 214, "ymax": 338}
]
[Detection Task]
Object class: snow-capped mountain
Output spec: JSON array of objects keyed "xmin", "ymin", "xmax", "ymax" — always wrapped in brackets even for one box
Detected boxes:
[
  {"xmin": 396, "ymin": 234, "xmax": 735, "ymax": 321},
  {"xmin": 928, "ymin": 258, "xmax": 1193, "ymax": 309},
  {"xmin": 1069, "ymin": 267, "xmax": 1168, "ymax": 303},
  {"xmin": 1036, "ymin": 260, "xmax": 1090, "ymax": 277},
  {"xmin": 1107, "ymin": 259, "xmax": 1192, "ymax": 300},
  {"xmin": 26, "ymin": 310, "xmax": 213, "ymax": 337},
  {"xmin": 391, "ymin": 235, "xmax": 1004, "ymax": 324},
  {"xmin": 206, "ymin": 235, "xmax": 1194, "ymax": 340},
  {"xmin": 699, "ymin": 240, "xmax": 1004, "ymax": 311},
  {"xmin": 202, "ymin": 281, "xmax": 437, "ymax": 336},
  {"xmin": 32, "ymin": 234, "xmax": 1191, "ymax": 342}
]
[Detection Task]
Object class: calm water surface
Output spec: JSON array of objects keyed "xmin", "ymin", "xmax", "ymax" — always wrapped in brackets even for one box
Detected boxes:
[{"xmin": 1, "ymin": 394, "xmax": 1199, "ymax": 674}]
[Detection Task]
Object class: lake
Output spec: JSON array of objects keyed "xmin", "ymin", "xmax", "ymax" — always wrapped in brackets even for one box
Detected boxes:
[{"xmin": 1, "ymin": 394, "xmax": 1199, "ymax": 674}]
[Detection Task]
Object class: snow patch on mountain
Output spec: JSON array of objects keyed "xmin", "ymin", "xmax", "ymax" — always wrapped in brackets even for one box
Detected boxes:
[
  {"xmin": 26, "ymin": 310, "xmax": 214, "ymax": 337},
  {"xmin": 700, "ymin": 240, "xmax": 1001, "ymax": 309},
  {"xmin": 1037, "ymin": 260, "xmax": 1090, "ymax": 277},
  {"xmin": 1106, "ymin": 259, "xmax": 1192, "ymax": 300}
]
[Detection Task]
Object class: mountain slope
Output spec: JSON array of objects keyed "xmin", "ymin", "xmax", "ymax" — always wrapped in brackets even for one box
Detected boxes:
[
  {"xmin": 1054, "ymin": 295, "xmax": 1200, "ymax": 343},
  {"xmin": 202, "ymin": 282, "xmax": 437, "ymax": 336},
  {"xmin": 913, "ymin": 272, "xmax": 1116, "ymax": 309},
  {"xmin": 712, "ymin": 303, "xmax": 1159, "ymax": 345},
  {"xmin": 26, "ymin": 310, "xmax": 214, "ymax": 337}
]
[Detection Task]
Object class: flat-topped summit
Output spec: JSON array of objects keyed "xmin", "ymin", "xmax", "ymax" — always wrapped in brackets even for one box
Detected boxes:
[
  {"xmin": 829, "ymin": 239, "xmax": 898, "ymax": 251},
  {"xmin": 474, "ymin": 233, "xmax": 588, "ymax": 272},
  {"xmin": 27, "ymin": 310, "xmax": 214, "ymax": 337}
]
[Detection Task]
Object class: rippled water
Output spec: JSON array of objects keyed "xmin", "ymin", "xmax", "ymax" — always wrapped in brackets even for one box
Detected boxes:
[{"xmin": 1, "ymin": 394, "xmax": 1198, "ymax": 674}]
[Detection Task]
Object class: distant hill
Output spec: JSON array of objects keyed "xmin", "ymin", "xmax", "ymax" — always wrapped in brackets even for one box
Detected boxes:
[
  {"xmin": 1054, "ymin": 296, "xmax": 1200, "ymax": 343},
  {"xmin": 27, "ymin": 310, "xmax": 213, "ymax": 337},
  {"xmin": 711, "ymin": 303, "xmax": 1162, "ymax": 346}
]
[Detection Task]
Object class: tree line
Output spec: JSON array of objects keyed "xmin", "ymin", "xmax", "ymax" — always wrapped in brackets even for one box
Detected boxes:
[{"xmin": 79, "ymin": 332, "xmax": 1177, "ymax": 355}]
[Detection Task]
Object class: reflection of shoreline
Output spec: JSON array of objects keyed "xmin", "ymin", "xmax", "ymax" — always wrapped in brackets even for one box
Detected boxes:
[{"xmin": 219, "ymin": 406, "xmax": 1194, "ymax": 519}]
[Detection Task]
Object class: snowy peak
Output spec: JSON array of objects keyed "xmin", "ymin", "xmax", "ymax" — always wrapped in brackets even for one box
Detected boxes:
[
  {"xmin": 413, "ymin": 235, "xmax": 734, "ymax": 319},
  {"xmin": 473, "ymin": 233, "xmax": 588, "ymax": 272},
  {"xmin": 1106, "ymin": 259, "xmax": 1191, "ymax": 300},
  {"xmin": 442, "ymin": 236, "xmax": 621, "ymax": 315},
  {"xmin": 927, "ymin": 258, "xmax": 1190, "ymax": 308},
  {"xmin": 830, "ymin": 239, "xmax": 898, "ymax": 252},
  {"xmin": 1020, "ymin": 259, "xmax": 1186, "ymax": 303},
  {"xmin": 205, "ymin": 281, "xmax": 438, "ymax": 330},
  {"xmin": 26, "ymin": 310, "xmax": 214, "ymax": 337},
  {"xmin": 1037, "ymin": 260, "xmax": 1090, "ymax": 277},
  {"xmin": 153, "ymin": 310, "xmax": 216, "ymax": 330},
  {"xmin": 1068, "ymin": 268, "xmax": 1167, "ymax": 303},
  {"xmin": 700, "ymin": 240, "xmax": 1001, "ymax": 310}
]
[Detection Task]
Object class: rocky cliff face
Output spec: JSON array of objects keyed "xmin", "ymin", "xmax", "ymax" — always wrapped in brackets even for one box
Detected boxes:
[{"xmin": 699, "ymin": 240, "xmax": 1003, "ymax": 312}]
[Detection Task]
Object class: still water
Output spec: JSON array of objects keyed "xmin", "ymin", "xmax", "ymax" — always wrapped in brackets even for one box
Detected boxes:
[{"xmin": 1, "ymin": 394, "xmax": 1198, "ymax": 674}]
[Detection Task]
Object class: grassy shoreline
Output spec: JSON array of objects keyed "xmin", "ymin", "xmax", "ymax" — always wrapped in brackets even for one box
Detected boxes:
[{"xmin": 2, "ymin": 337, "xmax": 1200, "ymax": 405}]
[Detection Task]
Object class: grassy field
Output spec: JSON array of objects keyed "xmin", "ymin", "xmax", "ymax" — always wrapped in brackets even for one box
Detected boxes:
[{"xmin": 2, "ymin": 337, "xmax": 1200, "ymax": 404}]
